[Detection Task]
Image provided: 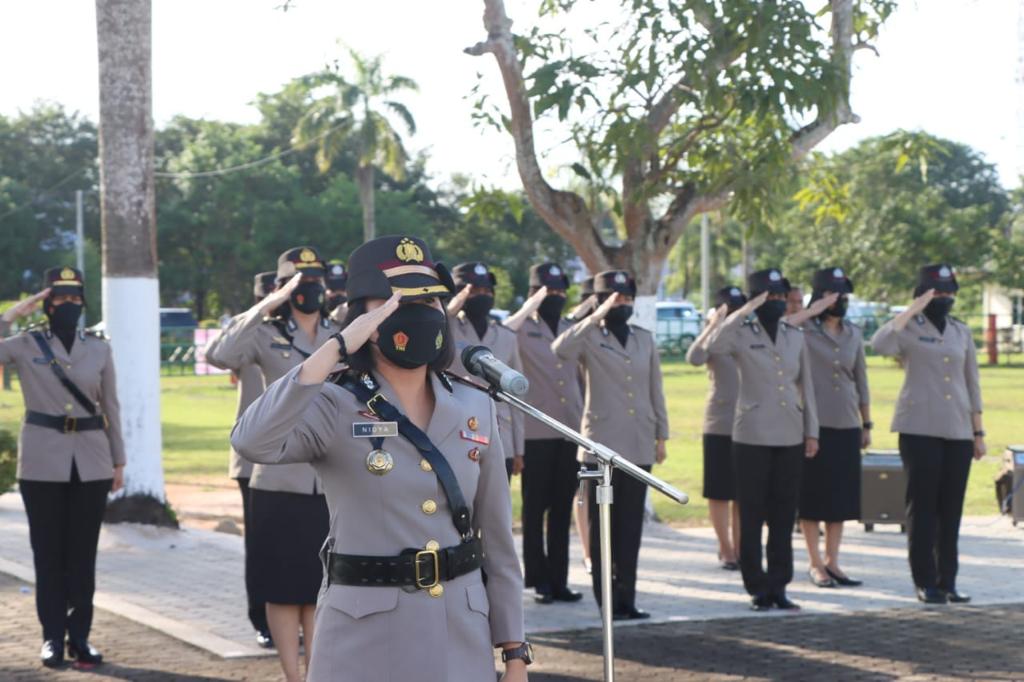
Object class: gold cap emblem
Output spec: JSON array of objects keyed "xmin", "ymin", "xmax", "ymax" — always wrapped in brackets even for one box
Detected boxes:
[
  {"xmin": 299, "ymin": 248, "xmax": 316, "ymax": 263},
  {"xmin": 60, "ymin": 267, "xmax": 76, "ymax": 280},
  {"xmin": 396, "ymin": 238, "xmax": 424, "ymax": 263}
]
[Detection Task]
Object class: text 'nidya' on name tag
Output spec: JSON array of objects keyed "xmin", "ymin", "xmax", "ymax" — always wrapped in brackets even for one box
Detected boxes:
[{"xmin": 352, "ymin": 422, "xmax": 399, "ymax": 438}]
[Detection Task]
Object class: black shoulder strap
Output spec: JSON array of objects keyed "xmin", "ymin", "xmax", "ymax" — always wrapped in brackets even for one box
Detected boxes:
[
  {"xmin": 29, "ymin": 331, "xmax": 97, "ymax": 415},
  {"xmin": 340, "ymin": 374, "xmax": 473, "ymax": 542},
  {"xmin": 269, "ymin": 318, "xmax": 311, "ymax": 359}
]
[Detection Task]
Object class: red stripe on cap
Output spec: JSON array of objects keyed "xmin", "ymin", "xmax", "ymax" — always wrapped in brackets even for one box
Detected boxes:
[{"xmin": 378, "ymin": 258, "xmax": 436, "ymax": 270}]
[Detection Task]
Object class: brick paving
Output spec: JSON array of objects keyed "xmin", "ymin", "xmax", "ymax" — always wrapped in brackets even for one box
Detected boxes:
[{"xmin": 1, "ymin": 571, "xmax": 1023, "ymax": 680}]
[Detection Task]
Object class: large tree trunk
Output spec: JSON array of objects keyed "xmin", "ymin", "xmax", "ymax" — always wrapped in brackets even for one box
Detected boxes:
[
  {"xmin": 96, "ymin": 0, "xmax": 171, "ymax": 524},
  {"xmin": 356, "ymin": 164, "xmax": 376, "ymax": 243}
]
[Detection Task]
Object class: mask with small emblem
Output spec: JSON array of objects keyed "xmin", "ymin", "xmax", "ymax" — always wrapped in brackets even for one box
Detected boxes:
[
  {"xmin": 462, "ymin": 294, "xmax": 494, "ymax": 321},
  {"xmin": 605, "ymin": 305, "xmax": 633, "ymax": 327},
  {"xmin": 824, "ymin": 298, "xmax": 848, "ymax": 319},
  {"xmin": 290, "ymin": 281, "xmax": 325, "ymax": 314},
  {"xmin": 924, "ymin": 296, "xmax": 955, "ymax": 318},
  {"xmin": 376, "ymin": 304, "xmax": 447, "ymax": 369},
  {"xmin": 538, "ymin": 294, "xmax": 567, "ymax": 323},
  {"xmin": 46, "ymin": 301, "xmax": 82, "ymax": 350}
]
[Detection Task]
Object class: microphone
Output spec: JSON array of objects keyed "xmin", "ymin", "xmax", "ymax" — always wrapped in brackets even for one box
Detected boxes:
[{"xmin": 461, "ymin": 345, "xmax": 530, "ymax": 396}]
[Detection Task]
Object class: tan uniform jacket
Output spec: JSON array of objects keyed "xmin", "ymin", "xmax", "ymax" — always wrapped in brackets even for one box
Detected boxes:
[
  {"xmin": 706, "ymin": 314, "xmax": 819, "ymax": 447},
  {"xmin": 551, "ymin": 318, "xmax": 669, "ymax": 465},
  {"xmin": 686, "ymin": 337, "xmax": 739, "ymax": 437},
  {"xmin": 231, "ymin": 367, "xmax": 524, "ymax": 681},
  {"xmin": 871, "ymin": 315, "xmax": 981, "ymax": 441},
  {"xmin": 203, "ymin": 331, "xmax": 264, "ymax": 479},
  {"xmin": 514, "ymin": 314, "xmax": 584, "ymax": 441},
  {"xmin": 205, "ymin": 307, "xmax": 340, "ymax": 493},
  {"xmin": 0, "ymin": 321, "xmax": 126, "ymax": 482},
  {"xmin": 803, "ymin": 318, "xmax": 869, "ymax": 430},
  {"xmin": 449, "ymin": 313, "xmax": 525, "ymax": 457}
]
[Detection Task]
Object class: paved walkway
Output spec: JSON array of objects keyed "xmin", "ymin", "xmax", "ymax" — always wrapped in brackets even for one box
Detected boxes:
[{"xmin": 2, "ymin": 490, "xmax": 1023, "ymax": 662}]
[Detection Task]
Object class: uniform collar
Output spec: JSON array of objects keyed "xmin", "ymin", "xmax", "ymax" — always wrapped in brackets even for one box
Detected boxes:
[{"xmin": 367, "ymin": 370, "xmax": 461, "ymax": 445}]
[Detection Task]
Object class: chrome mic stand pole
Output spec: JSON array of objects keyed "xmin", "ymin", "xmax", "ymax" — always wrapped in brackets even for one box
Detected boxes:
[{"xmin": 444, "ymin": 373, "xmax": 688, "ymax": 682}]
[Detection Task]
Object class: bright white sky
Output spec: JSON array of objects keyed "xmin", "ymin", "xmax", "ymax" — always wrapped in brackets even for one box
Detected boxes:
[{"xmin": 1, "ymin": 0, "xmax": 1019, "ymax": 188}]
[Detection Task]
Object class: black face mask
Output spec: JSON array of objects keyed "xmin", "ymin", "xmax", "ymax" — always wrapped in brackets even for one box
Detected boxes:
[
  {"xmin": 925, "ymin": 297, "xmax": 955, "ymax": 319},
  {"xmin": 376, "ymin": 304, "xmax": 447, "ymax": 370},
  {"xmin": 326, "ymin": 294, "xmax": 347, "ymax": 312},
  {"xmin": 605, "ymin": 305, "xmax": 633, "ymax": 327},
  {"xmin": 757, "ymin": 299, "xmax": 787, "ymax": 325},
  {"xmin": 47, "ymin": 301, "xmax": 82, "ymax": 335},
  {"xmin": 538, "ymin": 294, "xmax": 567, "ymax": 321},
  {"xmin": 824, "ymin": 298, "xmax": 848, "ymax": 319},
  {"xmin": 291, "ymin": 281, "xmax": 325, "ymax": 314},
  {"xmin": 462, "ymin": 294, "xmax": 494, "ymax": 320}
]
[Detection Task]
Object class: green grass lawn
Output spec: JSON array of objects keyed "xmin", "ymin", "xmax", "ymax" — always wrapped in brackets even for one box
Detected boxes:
[{"xmin": 1, "ymin": 357, "xmax": 1020, "ymax": 523}]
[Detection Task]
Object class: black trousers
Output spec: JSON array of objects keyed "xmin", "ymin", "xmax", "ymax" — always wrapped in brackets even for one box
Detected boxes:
[
  {"xmin": 587, "ymin": 464, "xmax": 650, "ymax": 612},
  {"xmin": 899, "ymin": 434, "xmax": 973, "ymax": 591},
  {"xmin": 19, "ymin": 463, "xmax": 111, "ymax": 643},
  {"xmin": 521, "ymin": 439, "xmax": 579, "ymax": 593},
  {"xmin": 237, "ymin": 477, "xmax": 268, "ymax": 633},
  {"xmin": 732, "ymin": 441, "xmax": 803, "ymax": 597}
]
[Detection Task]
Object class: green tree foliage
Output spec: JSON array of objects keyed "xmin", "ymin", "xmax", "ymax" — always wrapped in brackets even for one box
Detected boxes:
[{"xmin": 757, "ymin": 132, "xmax": 1008, "ymax": 304}]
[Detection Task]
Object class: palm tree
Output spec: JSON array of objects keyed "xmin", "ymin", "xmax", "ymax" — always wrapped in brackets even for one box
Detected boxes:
[{"xmin": 294, "ymin": 50, "xmax": 418, "ymax": 242}]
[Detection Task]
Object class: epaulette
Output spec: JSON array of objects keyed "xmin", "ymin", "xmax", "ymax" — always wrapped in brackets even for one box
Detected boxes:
[
  {"xmin": 914, "ymin": 314, "xmax": 926, "ymax": 326},
  {"xmin": 436, "ymin": 371, "xmax": 454, "ymax": 393},
  {"xmin": 782, "ymin": 321, "xmax": 803, "ymax": 332},
  {"xmin": 84, "ymin": 328, "xmax": 109, "ymax": 341}
]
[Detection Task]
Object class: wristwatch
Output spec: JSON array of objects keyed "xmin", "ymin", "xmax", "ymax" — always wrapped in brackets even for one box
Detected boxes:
[
  {"xmin": 331, "ymin": 332, "xmax": 349, "ymax": 363},
  {"xmin": 862, "ymin": 421, "xmax": 874, "ymax": 430},
  {"xmin": 974, "ymin": 430, "xmax": 986, "ymax": 438},
  {"xmin": 501, "ymin": 642, "xmax": 534, "ymax": 665}
]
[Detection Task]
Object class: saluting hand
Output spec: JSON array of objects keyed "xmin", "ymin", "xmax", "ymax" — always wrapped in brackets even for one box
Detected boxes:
[
  {"xmin": 567, "ymin": 294, "xmax": 596, "ymax": 320},
  {"xmin": 805, "ymin": 292, "xmax": 840, "ymax": 318},
  {"xmin": 907, "ymin": 288, "xmax": 936, "ymax": 316},
  {"xmin": 740, "ymin": 292, "xmax": 769, "ymax": 317},
  {"xmin": 590, "ymin": 292, "xmax": 621, "ymax": 322},
  {"xmin": 259, "ymin": 273, "xmax": 302, "ymax": 316},
  {"xmin": 805, "ymin": 437, "xmax": 819, "ymax": 459},
  {"xmin": 1, "ymin": 288, "xmax": 51, "ymax": 323},
  {"xmin": 446, "ymin": 284, "xmax": 473, "ymax": 316},
  {"xmin": 705, "ymin": 303, "xmax": 729, "ymax": 327}
]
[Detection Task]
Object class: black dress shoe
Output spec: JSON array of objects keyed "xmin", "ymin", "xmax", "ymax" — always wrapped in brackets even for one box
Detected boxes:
[
  {"xmin": 40, "ymin": 640, "xmax": 63, "ymax": 668},
  {"xmin": 808, "ymin": 568, "xmax": 836, "ymax": 588},
  {"xmin": 67, "ymin": 639, "xmax": 103, "ymax": 666},
  {"xmin": 534, "ymin": 592, "xmax": 554, "ymax": 604},
  {"xmin": 825, "ymin": 567, "xmax": 862, "ymax": 587},
  {"xmin": 256, "ymin": 630, "xmax": 274, "ymax": 649},
  {"xmin": 613, "ymin": 607, "xmax": 650, "ymax": 620},
  {"xmin": 916, "ymin": 587, "xmax": 946, "ymax": 604},
  {"xmin": 551, "ymin": 588, "xmax": 584, "ymax": 603},
  {"xmin": 750, "ymin": 594, "xmax": 773, "ymax": 612},
  {"xmin": 720, "ymin": 559, "xmax": 740, "ymax": 571},
  {"xmin": 771, "ymin": 593, "xmax": 801, "ymax": 610},
  {"xmin": 944, "ymin": 589, "xmax": 971, "ymax": 604}
]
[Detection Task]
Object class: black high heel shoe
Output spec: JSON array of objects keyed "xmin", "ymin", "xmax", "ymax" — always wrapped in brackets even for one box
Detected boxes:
[
  {"xmin": 825, "ymin": 566, "xmax": 862, "ymax": 587},
  {"xmin": 808, "ymin": 567, "xmax": 836, "ymax": 588},
  {"xmin": 67, "ymin": 639, "xmax": 103, "ymax": 666}
]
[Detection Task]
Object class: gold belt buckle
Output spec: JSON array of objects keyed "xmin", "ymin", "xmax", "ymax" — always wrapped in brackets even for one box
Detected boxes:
[
  {"xmin": 414, "ymin": 549, "xmax": 440, "ymax": 590},
  {"xmin": 64, "ymin": 416, "xmax": 77, "ymax": 433},
  {"xmin": 366, "ymin": 393, "xmax": 386, "ymax": 417}
]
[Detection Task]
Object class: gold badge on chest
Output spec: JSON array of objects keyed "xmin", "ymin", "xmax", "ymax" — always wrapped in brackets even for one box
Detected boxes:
[{"xmin": 366, "ymin": 449, "xmax": 394, "ymax": 475}]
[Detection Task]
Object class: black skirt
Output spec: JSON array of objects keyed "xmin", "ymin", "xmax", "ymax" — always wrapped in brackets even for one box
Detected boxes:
[
  {"xmin": 799, "ymin": 427, "xmax": 861, "ymax": 522},
  {"xmin": 702, "ymin": 434, "xmax": 736, "ymax": 501},
  {"xmin": 248, "ymin": 488, "xmax": 329, "ymax": 605}
]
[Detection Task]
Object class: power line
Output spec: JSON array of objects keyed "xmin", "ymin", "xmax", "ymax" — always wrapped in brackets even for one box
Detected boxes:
[{"xmin": 0, "ymin": 166, "xmax": 89, "ymax": 223}]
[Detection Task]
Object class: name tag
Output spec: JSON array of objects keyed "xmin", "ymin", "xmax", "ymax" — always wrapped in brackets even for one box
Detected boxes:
[
  {"xmin": 749, "ymin": 344, "xmax": 766, "ymax": 349},
  {"xmin": 352, "ymin": 422, "xmax": 399, "ymax": 438},
  {"xmin": 527, "ymin": 332, "xmax": 544, "ymax": 338},
  {"xmin": 270, "ymin": 342, "xmax": 292, "ymax": 350},
  {"xmin": 918, "ymin": 336, "xmax": 938, "ymax": 344},
  {"xmin": 32, "ymin": 357, "xmax": 50, "ymax": 365}
]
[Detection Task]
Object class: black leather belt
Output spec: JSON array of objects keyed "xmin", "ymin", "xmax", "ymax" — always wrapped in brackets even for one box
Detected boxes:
[
  {"xmin": 25, "ymin": 410, "xmax": 107, "ymax": 433},
  {"xmin": 327, "ymin": 538, "xmax": 484, "ymax": 590}
]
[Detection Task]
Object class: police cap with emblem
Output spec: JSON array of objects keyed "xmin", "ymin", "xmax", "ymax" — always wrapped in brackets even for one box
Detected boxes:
[
  {"xmin": 452, "ymin": 262, "xmax": 497, "ymax": 289},
  {"xmin": 914, "ymin": 263, "xmax": 959, "ymax": 296},
  {"xmin": 747, "ymin": 268, "xmax": 788, "ymax": 296},
  {"xmin": 43, "ymin": 266, "xmax": 84, "ymax": 294},
  {"xmin": 325, "ymin": 259, "xmax": 348, "ymax": 291},
  {"xmin": 593, "ymin": 270, "xmax": 637, "ymax": 296},
  {"xmin": 529, "ymin": 262, "xmax": 570, "ymax": 290},
  {"xmin": 346, "ymin": 235, "xmax": 455, "ymax": 302},
  {"xmin": 811, "ymin": 266, "xmax": 854, "ymax": 295},
  {"xmin": 276, "ymin": 246, "xmax": 326, "ymax": 282},
  {"xmin": 715, "ymin": 285, "xmax": 747, "ymax": 309},
  {"xmin": 253, "ymin": 271, "xmax": 277, "ymax": 300}
]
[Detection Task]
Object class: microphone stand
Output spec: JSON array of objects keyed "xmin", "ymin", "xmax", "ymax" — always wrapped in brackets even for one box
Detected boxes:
[{"xmin": 444, "ymin": 373, "xmax": 688, "ymax": 682}]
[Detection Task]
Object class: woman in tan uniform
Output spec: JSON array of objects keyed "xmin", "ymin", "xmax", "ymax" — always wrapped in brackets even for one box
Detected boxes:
[
  {"xmin": 206, "ymin": 247, "xmax": 339, "ymax": 682},
  {"xmin": 687, "ymin": 286, "xmax": 747, "ymax": 570},
  {"xmin": 871, "ymin": 264, "xmax": 985, "ymax": 604},
  {"xmin": 232, "ymin": 235, "xmax": 529, "ymax": 681},
  {"xmin": 798, "ymin": 267, "xmax": 870, "ymax": 589},
  {"xmin": 0, "ymin": 267, "xmax": 125, "ymax": 668}
]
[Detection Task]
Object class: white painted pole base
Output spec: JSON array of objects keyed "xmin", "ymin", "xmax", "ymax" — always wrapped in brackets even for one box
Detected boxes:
[{"xmin": 102, "ymin": 276, "xmax": 166, "ymax": 502}]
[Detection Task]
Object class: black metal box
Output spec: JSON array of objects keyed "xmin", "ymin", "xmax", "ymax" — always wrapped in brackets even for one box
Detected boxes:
[
  {"xmin": 861, "ymin": 449, "xmax": 906, "ymax": 532},
  {"xmin": 1007, "ymin": 446, "xmax": 1024, "ymax": 526}
]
